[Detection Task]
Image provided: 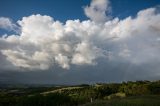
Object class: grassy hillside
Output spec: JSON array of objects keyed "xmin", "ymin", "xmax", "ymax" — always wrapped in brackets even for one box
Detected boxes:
[
  {"xmin": 0, "ymin": 80, "xmax": 160, "ymax": 106},
  {"xmin": 82, "ymin": 95, "xmax": 160, "ymax": 106}
]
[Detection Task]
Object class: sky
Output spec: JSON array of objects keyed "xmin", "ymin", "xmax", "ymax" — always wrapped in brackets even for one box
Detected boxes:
[{"xmin": 0, "ymin": 0, "xmax": 160, "ymax": 85}]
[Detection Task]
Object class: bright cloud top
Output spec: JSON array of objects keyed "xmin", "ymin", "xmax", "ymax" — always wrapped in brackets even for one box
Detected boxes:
[
  {"xmin": 0, "ymin": 0, "xmax": 160, "ymax": 71},
  {"xmin": 84, "ymin": 0, "xmax": 111, "ymax": 22}
]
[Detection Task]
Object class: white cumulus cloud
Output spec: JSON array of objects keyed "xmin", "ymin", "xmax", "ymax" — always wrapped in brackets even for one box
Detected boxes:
[
  {"xmin": 0, "ymin": 17, "xmax": 19, "ymax": 32},
  {"xmin": 0, "ymin": 0, "xmax": 160, "ymax": 71},
  {"xmin": 84, "ymin": 0, "xmax": 111, "ymax": 23}
]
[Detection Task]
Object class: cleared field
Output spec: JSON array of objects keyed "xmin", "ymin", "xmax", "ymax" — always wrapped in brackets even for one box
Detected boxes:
[{"xmin": 41, "ymin": 86, "xmax": 83, "ymax": 95}]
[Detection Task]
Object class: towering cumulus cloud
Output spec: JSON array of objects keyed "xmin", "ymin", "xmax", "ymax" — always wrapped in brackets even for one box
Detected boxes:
[
  {"xmin": 0, "ymin": 0, "xmax": 160, "ymax": 71},
  {"xmin": 84, "ymin": 0, "xmax": 111, "ymax": 22}
]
